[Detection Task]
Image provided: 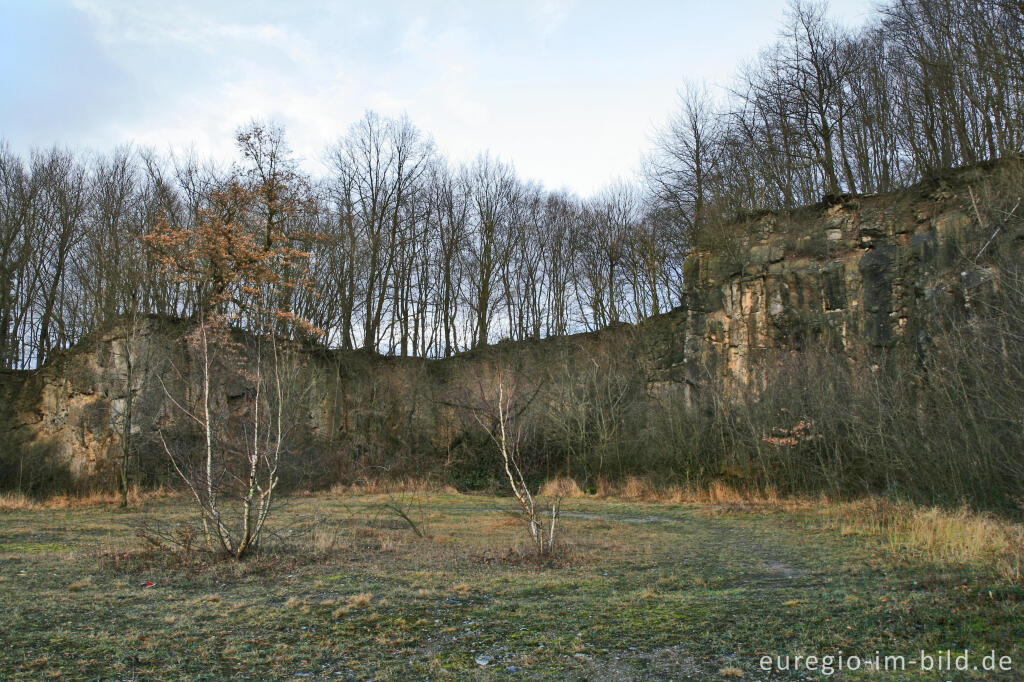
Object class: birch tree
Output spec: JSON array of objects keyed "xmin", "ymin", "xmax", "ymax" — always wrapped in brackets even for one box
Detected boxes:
[{"xmin": 145, "ymin": 147, "xmax": 319, "ymax": 557}]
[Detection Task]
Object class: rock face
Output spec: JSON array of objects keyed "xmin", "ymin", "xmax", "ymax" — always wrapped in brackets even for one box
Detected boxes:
[
  {"xmin": 0, "ymin": 324, "xmax": 166, "ymax": 491},
  {"xmin": 1, "ymin": 162, "xmax": 1019, "ymax": 490},
  {"xmin": 650, "ymin": 162, "xmax": 1019, "ymax": 395}
]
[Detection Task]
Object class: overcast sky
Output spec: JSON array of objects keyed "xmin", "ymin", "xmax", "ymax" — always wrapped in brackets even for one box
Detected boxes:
[{"xmin": 1, "ymin": 0, "xmax": 877, "ymax": 196}]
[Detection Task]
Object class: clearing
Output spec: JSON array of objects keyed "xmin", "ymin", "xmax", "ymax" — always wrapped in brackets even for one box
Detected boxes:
[{"xmin": 1, "ymin": 492, "xmax": 1021, "ymax": 680}]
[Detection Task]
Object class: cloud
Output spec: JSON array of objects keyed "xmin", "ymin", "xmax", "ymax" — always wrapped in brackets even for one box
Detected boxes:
[
  {"xmin": 5, "ymin": 0, "xmax": 881, "ymax": 196},
  {"xmin": 525, "ymin": 0, "xmax": 577, "ymax": 38}
]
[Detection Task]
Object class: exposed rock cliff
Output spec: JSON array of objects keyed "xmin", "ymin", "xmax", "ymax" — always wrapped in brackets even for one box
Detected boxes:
[
  {"xmin": 651, "ymin": 161, "xmax": 1020, "ymax": 394},
  {"xmin": 2, "ymin": 161, "xmax": 1019, "ymax": 491},
  {"xmin": 0, "ymin": 324, "xmax": 165, "ymax": 490}
]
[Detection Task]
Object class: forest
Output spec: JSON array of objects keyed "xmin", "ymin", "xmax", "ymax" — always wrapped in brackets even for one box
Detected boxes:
[{"xmin": 1, "ymin": 0, "xmax": 1021, "ymax": 369}]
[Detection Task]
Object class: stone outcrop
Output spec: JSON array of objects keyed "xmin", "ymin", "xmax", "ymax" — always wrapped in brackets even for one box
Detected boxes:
[
  {"xmin": 0, "ymin": 324, "xmax": 165, "ymax": 490},
  {"xmin": 1, "ymin": 161, "xmax": 1020, "ymax": 489},
  {"xmin": 649, "ymin": 161, "xmax": 1021, "ymax": 394}
]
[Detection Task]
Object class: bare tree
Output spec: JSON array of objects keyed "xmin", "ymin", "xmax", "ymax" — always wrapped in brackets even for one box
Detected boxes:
[
  {"xmin": 464, "ymin": 154, "xmax": 518, "ymax": 347},
  {"xmin": 327, "ymin": 112, "xmax": 433, "ymax": 352},
  {"xmin": 0, "ymin": 143, "xmax": 39, "ymax": 369},
  {"xmin": 110, "ymin": 309, "xmax": 156, "ymax": 507},
  {"xmin": 539, "ymin": 191, "xmax": 580, "ymax": 337},
  {"xmin": 779, "ymin": 0, "xmax": 862, "ymax": 195},
  {"xmin": 35, "ymin": 148, "xmax": 89, "ymax": 365},
  {"xmin": 474, "ymin": 372, "xmax": 561, "ymax": 557},
  {"xmin": 576, "ymin": 183, "xmax": 636, "ymax": 329},
  {"xmin": 647, "ymin": 81, "xmax": 722, "ymax": 248},
  {"xmin": 428, "ymin": 160, "xmax": 471, "ymax": 355}
]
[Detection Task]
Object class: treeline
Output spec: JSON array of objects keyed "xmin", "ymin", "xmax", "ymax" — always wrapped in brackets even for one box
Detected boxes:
[
  {"xmin": 647, "ymin": 0, "xmax": 1024, "ymax": 247},
  {"xmin": 0, "ymin": 121, "xmax": 677, "ymax": 369},
  {"xmin": 2, "ymin": 0, "xmax": 1021, "ymax": 369}
]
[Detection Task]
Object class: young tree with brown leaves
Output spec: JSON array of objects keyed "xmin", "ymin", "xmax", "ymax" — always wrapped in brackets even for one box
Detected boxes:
[{"xmin": 145, "ymin": 126, "xmax": 320, "ymax": 558}]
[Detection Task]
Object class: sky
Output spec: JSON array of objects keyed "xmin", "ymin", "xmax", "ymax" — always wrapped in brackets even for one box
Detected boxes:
[{"xmin": 0, "ymin": 0, "xmax": 878, "ymax": 196}]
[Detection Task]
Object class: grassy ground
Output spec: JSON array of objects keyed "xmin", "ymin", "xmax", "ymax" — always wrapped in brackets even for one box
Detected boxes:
[{"xmin": 1, "ymin": 491, "xmax": 1023, "ymax": 680}]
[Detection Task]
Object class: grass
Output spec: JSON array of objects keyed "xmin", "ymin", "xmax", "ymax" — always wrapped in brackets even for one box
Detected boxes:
[
  {"xmin": 541, "ymin": 475, "xmax": 818, "ymax": 509},
  {"xmin": 1, "ymin": 489, "xmax": 1023, "ymax": 680},
  {"xmin": 0, "ymin": 486, "xmax": 174, "ymax": 512},
  {"xmin": 825, "ymin": 498, "xmax": 1024, "ymax": 585}
]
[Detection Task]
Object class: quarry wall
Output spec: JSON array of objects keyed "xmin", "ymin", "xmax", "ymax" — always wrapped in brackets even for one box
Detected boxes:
[{"xmin": 1, "ymin": 161, "xmax": 1019, "ymax": 490}]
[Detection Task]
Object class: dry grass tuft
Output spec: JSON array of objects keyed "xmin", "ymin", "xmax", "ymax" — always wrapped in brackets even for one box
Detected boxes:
[
  {"xmin": 0, "ymin": 492, "xmax": 36, "ymax": 512},
  {"xmin": 327, "ymin": 478, "xmax": 458, "ymax": 496},
  {"xmin": 719, "ymin": 665, "xmax": 744, "ymax": 678},
  {"xmin": 688, "ymin": 481, "xmax": 780, "ymax": 506},
  {"xmin": 67, "ymin": 577, "xmax": 93, "ymax": 592},
  {"xmin": 346, "ymin": 593, "xmax": 372, "ymax": 609},
  {"xmin": 827, "ymin": 499, "xmax": 1024, "ymax": 583},
  {"xmin": 623, "ymin": 476, "xmax": 659, "ymax": 500},
  {"xmin": 538, "ymin": 477, "xmax": 585, "ymax": 498},
  {"xmin": 587, "ymin": 476, "xmax": 813, "ymax": 509},
  {"xmin": 0, "ymin": 486, "xmax": 175, "ymax": 511}
]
